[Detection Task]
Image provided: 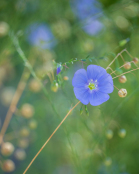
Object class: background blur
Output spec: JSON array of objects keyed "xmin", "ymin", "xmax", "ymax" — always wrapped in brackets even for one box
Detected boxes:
[{"xmin": 0, "ymin": 0, "xmax": 139, "ymax": 173}]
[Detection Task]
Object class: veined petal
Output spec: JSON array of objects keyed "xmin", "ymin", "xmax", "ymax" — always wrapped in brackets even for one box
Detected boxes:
[
  {"xmin": 74, "ymin": 87, "xmax": 90, "ymax": 105},
  {"xmin": 87, "ymin": 65, "xmax": 106, "ymax": 81},
  {"xmin": 89, "ymin": 91, "xmax": 110, "ymax": 106},
  {"xmin": 98, "ymin": 74, "xmax": 114, "ymax": 93},
  {"xmin": 72, "ymin": 69, "xmax": 88, "ymax": 87}
]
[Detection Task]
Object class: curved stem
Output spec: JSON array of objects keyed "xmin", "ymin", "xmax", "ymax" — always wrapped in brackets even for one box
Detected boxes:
[{"xmin": 23, "ymin": 101, "xmax": 80, "ymax": 174}]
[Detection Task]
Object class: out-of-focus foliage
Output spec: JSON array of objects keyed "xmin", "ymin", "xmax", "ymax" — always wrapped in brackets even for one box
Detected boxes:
[{"xmin": 0, "ymin": 0, "xmax": 139, "ymax": 174}]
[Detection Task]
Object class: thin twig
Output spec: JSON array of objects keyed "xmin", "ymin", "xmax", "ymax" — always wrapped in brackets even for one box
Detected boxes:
[
  {"xmin": 23, "ymin": 101, "xmax": 81, "ymax": 174},
  {"xmin": 112, "ymin": 67, "xmax": 139, "ymax": 79},
  {"xmin": 0, "ymin": 69, "xmax": 30, "ymax": 144}
]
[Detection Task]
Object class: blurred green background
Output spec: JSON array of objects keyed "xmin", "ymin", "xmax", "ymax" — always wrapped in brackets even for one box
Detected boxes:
[{"xmin": 0, "ymin": 0, "xmax": 139, "ymax": 173}]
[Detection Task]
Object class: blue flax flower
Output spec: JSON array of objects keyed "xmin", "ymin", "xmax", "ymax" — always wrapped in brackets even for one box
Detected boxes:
[
  {"xmin": 72, "ymin": 65, "xmax": 114, "ymax": 106},
  {"xmin": 27, "ymin": 23, "xmax": 56, "ymax": 49},
  {"xmin": 57, "ymin": 66, "xmax": 61, "ymax": 75}
]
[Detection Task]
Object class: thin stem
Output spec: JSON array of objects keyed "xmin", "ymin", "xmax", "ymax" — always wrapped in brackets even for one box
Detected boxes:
[
  {"xmin": 112, "ymin": 67, "xmax": 139, "ymax": 79},
  {"xmin": 114, "ymin": 85, "xmax": 119, "ymax": 90},
  {"xmin": 106, "ymin": 49, "xmax": 126, "ymax": 70},
  {"xmin": 0, "ymin": 69, "xmax": 29, "ymax": 144},
  {"xmin": 23, "ymin": 101, "xmax": 81, "ymax": 174}
]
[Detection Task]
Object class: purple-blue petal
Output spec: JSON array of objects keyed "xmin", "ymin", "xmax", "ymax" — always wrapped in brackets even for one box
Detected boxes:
[
  {"xmin": 72, "ymin": 69, "xmax": 88, "ymax": 87},
  {"xmin": 74, "ymin": 87, "xmax": 90, "ymax": 105},
  {"xmin": 57, "ymin": 67, "xmax": 61, "ymax": 75},
  {"xmin": 98, "ymin": 74, "xmax": 114, "ymax": 93},
  {"xmin": 89, "ymin": 91, "xmax": 110, "ymax": 106},
  {"xmin": 87, "ymin": 65, "xmax": 106, "ymax": 81}
]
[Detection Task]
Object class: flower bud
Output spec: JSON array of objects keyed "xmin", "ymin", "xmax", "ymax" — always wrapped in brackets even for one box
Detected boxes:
[
  {"xmin": 1, "ymin": 87, "xmax": 15, "ymax": 106},
  {"xmin": 29, "ymin": 79, "xmax": 41, "ymax": 92},
  {"xmin": 133, "ymin": 57, "xmax": 138, "ymax": 64},
  {"xmin": 123, "ymin": 62, "xmax": 131, "ymax": 69},
  {"xmin": 106, "ymin": 129, "xmax": 113, "ymax": 139},
  {"xmin": 118, "ymin": 129, "xmax": 126, "ymax": 138},
  {"xmin": 0, "ymin": 22, "xmax": 9, "ymax": 37},
  {"xmin": 118, "ymin": 88, "xmax": 127, "ymax": 97},
  {"xmin": 63, "ymin": 76, "xmax": 69, "ymax": 81},
  {"xmin": 17, "ymin": 139, "xmax": 29, "ymax": 149},
  {"xmin": 28, "ymin": 119, "xmax": 37, "ymax": 129},
  {"xmin": 14, "ymin": 149, "xmax": 26, "ymax": 160},
  {"xmin": 20, "ymin": 127, "xmax": 30, "ymax": 137},
  {"xmin": 2, "ymin": 159, "xmax": 15, "ymax": 172},
  {"xmin": 104, "ymin": 157, "xmax": 112, "ymax": 166},
  {"xmin": 51, "ymin": 83, "xmax": 58, "ymax": 92},
  {"xmin": 118, "ymin": 75, "xmax": 127, "ymax": 83},
  {"xmin": 1, "ymin": 142, "xmax": 14, "ymax": 156},
  {"xmin": 21, "ymin": 103, "xmax": 34, "ymax": 118}
]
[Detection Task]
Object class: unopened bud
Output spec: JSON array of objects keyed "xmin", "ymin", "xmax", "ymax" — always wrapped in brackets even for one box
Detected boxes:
[
  {"xmin": 118, "ymin": 129, "xmax": 126, "ymax": 138},
  {"xmin": 29, "ymin": 79, "xmax": 41, "ymax": 92},
  {"xmin": 14, "ymin": 149, "xmax": 26, "ymax": 160},
  {"xmin": 29, "ymin": 119, "xmax": 37, "ymax": 129},
  {"xmin": 1, "ymin": 142, "xmax": 14, "ymax": 156},
  {"xmin": 51, "ymin": 83, "xmax": 58, "ymax": 92},
  {"xmin": 63, "ymin": 76, "xmax": 69, "ymax": 81},
  {"xmin": 106, "ymin": 129, "xmax": 113, "ymax": 139},
  {"xmin": 21, "ymin": 103, "xmax": 34, "ymax": 118},
  {"xmin": 133, "ymin": 57, "xmax": 138, "ymax": 64},
  {"xmin": 118, "ymin": 88, "xmax": 127, "ymax": 97},
  {"xmin": 20, "ymin": 127, "xmax": 30, "ymax": 137},
  {"xmin": 118, "ymin": 75, "xmax": 127, "ymax": 83},
  {"xmin": 104, "ymin": 157, "xmax": 112, "ymax": 166},
  {"xmin": 2, "ymin": 159, "xmax": 15, "ymax": 172},
  {"xmin": 124, "ymin": 62, "xmax": 131, "ymax": 69}
]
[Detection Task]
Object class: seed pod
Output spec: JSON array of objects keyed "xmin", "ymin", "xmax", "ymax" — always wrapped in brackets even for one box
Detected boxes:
[
  {"xmin": 118, "ymin": 88, "xmax": 127, "ymax": 97},
  {"xmin": 21, "ymin": 103, "xmax": 34, "ymax": 118},
  {"xmin": 29, "ymin": 119, "xmax": 37, "ymax": 129},
  {"xmin": 1, "ymin": 142, "xmax": 14, "ymax": 156},
  {"xmin": 2, "ymin": 159, "xmax": 15, "ymax": 172},
  {"xmin": 51, "ymin": 83, "xmax": 58, "ymax": 92},
  {"xmin": 20, "ymin": 127, "xmax": 30, "ymax": 137},
  {"xmin": 63, "ymin": 76, "xmax": 69, "ymax": 81},
  {"xmin": 1, "ymin": 87, "xmax": 15, "ymax": 106},
  {"xmin": 104, "ymin": 157, "xmax": 112, "ymax": 166},
  {"xmin": 123, "ymin": 62, "xmax": 131, "ymax": 69},
  {"xmin": 0, "ymin": 22, "xmax": 9, "ymax": 37},
  {"xmin": 133, "ymin": 57, "xmax": 138, "ymax": 64},
  {"xmin": 118, "ymin": 129, "xmax": 126, "ymax": 138},
  {"xmin": 118, "ymin": 75, "xmax": 127, "ymax": 83},
  {"xmin": 29, "ymin": 79, "xmax": 41, "ymax": 92},
  {"xmin": 14, "ymin": 149, "xmax": 26, "ymax": 160},
  {"xmin": 17, "ymin": 139, "xmax": 29, "ymax": 149},
  {"xmin": 106, "ymin": 130, "xmax": 113, "ymax": 139}
]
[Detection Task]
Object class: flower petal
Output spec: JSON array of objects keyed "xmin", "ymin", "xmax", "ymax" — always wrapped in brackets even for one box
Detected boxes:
[
  {"xmin": 98, "ymin": 74, "xmax": 114, "ymax": 93},
  {"xmin": 89, "ymin": 91, "xmax": 110, "ymax": 106},
  {"xmin": 87, "ymin": 65, "xmax": 106, "ymax": 81},
  {"xmin": 72, "ymin": 69, "xmax": 88, "ymax": 87},
  {"xmin": 73, "ymin": 87, "xmax": 90, "ymax": 105}
]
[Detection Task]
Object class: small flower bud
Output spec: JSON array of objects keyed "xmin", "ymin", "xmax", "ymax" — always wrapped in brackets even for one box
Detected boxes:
[
  {"xmin": 21, "ymin": 103, "xmax": 34, "ymax": 118},
  {"xmin": 14, "ymin": 149, "xmax": 26, "ymax": 160},
  {"xmin": 2, "ymin": 159, "xmax": 15, "ymax": 172},
  {"xmin": 118, "ymin": 129, "xmax": 126, "ymax": 138},
  {"xmin": 118, "ymin": 88, "xmax": 127, "ymax": 97},
  {"xmin": 29, "ymin": 79, "xmax": 41, "ymax": 92},
  {"xmin": 104, "ymin": 157, "xmax": 112, "ymax": 166},
  {"xmin": 133, "ymin": 57, "xmax": 138, "ymax": 64},
  {"xmin": 118, "ymin": 75, "xmax": 127, "ymax": 83},
  {"xmin": 28, "ymin": 119, "xmax": 37, "ymax": 129},
  {"xmin": 1, "ymin": 142, "xmax": 14, "ymax": 156},
  {"xmin": 51, "ymin": 83, "xmax": 58, "ymax": 92},
  {"xmin": 20, "ymin": 127, "xmax": 30, "ymax": 137},
  {"xmin": 17, "ymin": 139, "xmax": 29, "ymax": 149},
  {"xmin": 63, "ymin": 76, "xmax": 69, "ymax": 81},
  {"xmin": 123, "ymin": 62, "xmax": 131, "ymax": 69},
  {"xmin": 106, "ymin": 129, "xmax": 113, "ymax": 139},
  {"xmin": 1, "ymin": 87, "xmax": 15, "ymax": 106},
  {"xmin": 0, "ymin": 22, "xmax": 9, "ymax": 37}
]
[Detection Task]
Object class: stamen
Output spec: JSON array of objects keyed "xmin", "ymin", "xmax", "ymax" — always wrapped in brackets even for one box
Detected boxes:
[{"xmin": 88, "ymin": 82, "xmax": 95, "ymax": 90}]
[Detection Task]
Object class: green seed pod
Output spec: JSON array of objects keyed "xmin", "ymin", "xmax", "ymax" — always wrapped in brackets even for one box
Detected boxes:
[
  {"xmin": 118, "ymin": 129, "xmax": 126, "ymax": 138},
  {"xmin": 29, "ymin": 119, "xmax": 37, "ymax": 130},
  {"xmin": 106, "ymin": 129, "xmax": 113, "ymax": 139}
]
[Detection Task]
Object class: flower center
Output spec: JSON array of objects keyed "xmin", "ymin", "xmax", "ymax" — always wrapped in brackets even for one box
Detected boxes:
[{"xmin": 88, "ymin": 82, "xmax": 95, "ymax": 90}]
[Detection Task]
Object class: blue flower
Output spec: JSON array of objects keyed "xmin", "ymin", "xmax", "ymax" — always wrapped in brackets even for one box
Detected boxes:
[
  {"xmin": 27, "ymin": 23, "xmax": 56, "ymax": 49},
  {"xmin": 57, "ymin": 66, "xmax": 61, "ymax": 75},
  {"xmin": 72, "ymin": 65, "xmax": 114, "ymax": 106},
  {"xmin": 70, "ymin": 0, "xmax": 104, "ymax": 36}
]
